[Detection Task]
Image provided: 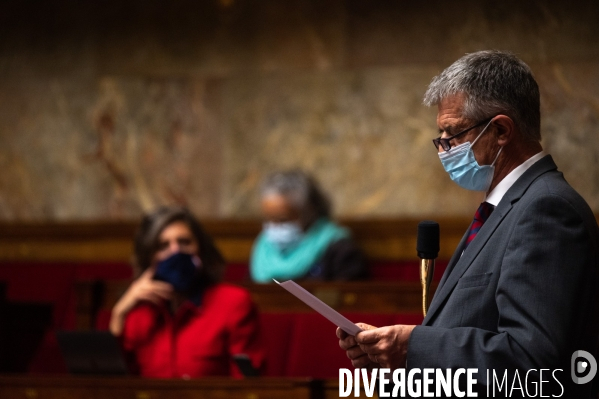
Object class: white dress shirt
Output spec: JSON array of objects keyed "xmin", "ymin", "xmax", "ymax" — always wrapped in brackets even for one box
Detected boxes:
[{"xmin": 485, "ymin": 151, "xmax": 546, "ymax": 206}]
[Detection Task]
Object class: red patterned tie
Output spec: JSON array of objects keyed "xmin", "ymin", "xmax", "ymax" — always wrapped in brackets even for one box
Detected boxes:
[{"xmin": 465, "ymin": 202, "xmax": 495, "ymax": 249}]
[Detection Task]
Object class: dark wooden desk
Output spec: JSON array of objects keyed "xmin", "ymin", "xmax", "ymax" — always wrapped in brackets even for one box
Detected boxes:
[
  {"xmin": 0, "ymin": 375, "xmax": 328, "ymax": 399},
  {"xmin": 75, "ymin": 280, "xmax": 436, "ymax": 329},
  {"xmin": 0, "ymin": 376, "xmax": 375, "ymax": 399},
  {"xmin": 239, "ymin": 281, "xmax": 436, "ymax": 314}
]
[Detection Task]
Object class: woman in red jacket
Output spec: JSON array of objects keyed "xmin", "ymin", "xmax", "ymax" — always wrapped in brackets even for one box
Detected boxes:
[{"xmin": 110, "ymin": 206, "xmax": 264, "ymax": 378}]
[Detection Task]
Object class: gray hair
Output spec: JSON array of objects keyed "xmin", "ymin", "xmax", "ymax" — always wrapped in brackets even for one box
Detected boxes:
[
  {"xmin": 423, "ymin": 50, "xmax": 541, "ymax": 141},
  {"xmin": 261, "ymin": 170, "xmax": 331, "ymax": 223}
]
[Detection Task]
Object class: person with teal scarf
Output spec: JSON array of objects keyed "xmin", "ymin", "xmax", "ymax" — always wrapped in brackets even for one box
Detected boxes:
[{"xmin": 250, "ymin": 170, "xmax": 368, "ymax": 283}]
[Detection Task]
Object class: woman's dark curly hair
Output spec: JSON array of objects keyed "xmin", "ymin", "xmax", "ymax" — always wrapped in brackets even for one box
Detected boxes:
[{"xmin": 132, "ymin": 206, "xmax": 225, "ymax": 284}]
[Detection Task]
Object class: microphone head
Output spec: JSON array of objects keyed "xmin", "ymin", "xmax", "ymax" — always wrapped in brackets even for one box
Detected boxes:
[{"xmin": 417, "ymin": 221, "xmax": 440, "ymax": 259}]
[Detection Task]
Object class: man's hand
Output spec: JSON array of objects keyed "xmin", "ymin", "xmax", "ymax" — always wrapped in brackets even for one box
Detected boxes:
[
  {"xmin": 337, "ymin": 323, "xmax": 378, "ymax": 369},
  {"xmin": 338, "ymin": 323, "xmax": 417, "ymax": 369},
  {"xmin": 357, "ymin": 324, "xmax": 416, "ymax": 369}
]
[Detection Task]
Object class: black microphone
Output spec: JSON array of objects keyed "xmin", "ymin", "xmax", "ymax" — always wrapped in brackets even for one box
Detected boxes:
[{"xmin": 417, "ymin": 221, "xmax": 440, "ymax": 316}]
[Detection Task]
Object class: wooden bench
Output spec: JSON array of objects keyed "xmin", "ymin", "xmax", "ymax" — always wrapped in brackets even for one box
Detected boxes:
[
  {"xmin": 0, "ymin": 374, "xmax": 385, "ymax": 399},
  {"xmin": 0, "ymin": 218, "xmax": 470, "ymax": 264},
  {"xmin": 74, "ymin": 280, "xmax": 438, "ymax": 330},
  {"xmin": 0, "ymin": 375, "xmax": 335, "ymax": 399}
]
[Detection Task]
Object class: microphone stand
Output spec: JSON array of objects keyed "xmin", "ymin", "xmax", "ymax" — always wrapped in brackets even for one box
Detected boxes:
[
  {"xmin": 417, "ymin": 220, "xmax": 440, "ymax": 317},
  {"xmin": 420, "ymin": 258, "xmax": 435, "ymax": 317}
]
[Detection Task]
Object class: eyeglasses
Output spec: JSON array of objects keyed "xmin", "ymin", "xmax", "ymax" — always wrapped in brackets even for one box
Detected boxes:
[{"xmin": 432, "ymin": 117, "xmax": 494, "ymax": 152}]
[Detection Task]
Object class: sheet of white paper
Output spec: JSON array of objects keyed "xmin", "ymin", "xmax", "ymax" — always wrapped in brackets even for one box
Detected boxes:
[{"xmin": 274, "ymin": 279, "xmax": 363, "ymax": 336}]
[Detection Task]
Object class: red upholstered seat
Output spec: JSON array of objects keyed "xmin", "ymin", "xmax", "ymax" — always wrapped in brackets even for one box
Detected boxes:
[
  {"xmin": 0, "ymin": 261, "xmax": 132, "ymax": 373},
  {"xmin": 223, "ymin": 262, "xmax": 251, "ymax": 281},
  {"xmin": 283, "ymin": 313, "xmax": 400, "ymax": 378},
  {"xmin": 0, "ymin": 261, "xmax": 132, "ymax": 329},
  {"xmin": 94, "ymin": 308, "xmax": 423, "ymax": 378},
  {"xmin": 1, "ymin": 260, "xmax": 431, "ymax": 376},
  {"xmin": 0, "ymin": 262, "xmax": 77, "ymax": 328},
  {"xmin": 260, "ymin": 313, "xmax": 296, "ymax": 376}
]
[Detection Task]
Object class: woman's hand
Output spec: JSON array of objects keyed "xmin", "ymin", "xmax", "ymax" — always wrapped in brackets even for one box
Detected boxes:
[{"xmin": 109, "ymin": 268, "xmax": 173, "ymax": 336}]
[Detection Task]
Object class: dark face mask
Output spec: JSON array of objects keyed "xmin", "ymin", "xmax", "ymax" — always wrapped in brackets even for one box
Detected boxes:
[{"xmin": 153, "ymin": 252, "xmax": 201, "ymax": 293}]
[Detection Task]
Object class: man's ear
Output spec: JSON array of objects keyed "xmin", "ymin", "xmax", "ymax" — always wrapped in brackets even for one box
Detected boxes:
[{"xmin": 491, "ymin": 115, "xmax": 515, "ymax": 146}]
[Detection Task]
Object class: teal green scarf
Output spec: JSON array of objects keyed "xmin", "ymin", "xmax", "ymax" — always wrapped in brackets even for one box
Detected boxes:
[{"xmin": 250, "ymin": 218, "xmax": 349, "ymax": 283}]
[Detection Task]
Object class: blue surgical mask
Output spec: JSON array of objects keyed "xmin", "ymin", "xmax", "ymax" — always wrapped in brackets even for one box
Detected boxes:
[
  {"xmin": 153, "ymin": 252, "xmax": 201, "ymax": 293},
  {"xmin": 263, "ymin": 221, "xmax": 304, "ymax": 250},
  {"xmin": 438, "ymin": 120, "xmax": 502, "ymax": 191}
]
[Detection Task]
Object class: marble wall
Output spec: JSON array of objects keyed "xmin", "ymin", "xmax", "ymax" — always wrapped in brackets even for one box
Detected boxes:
[{"xmin": 0, "ymin": 0, "xmax": 598, "ymax": 220}]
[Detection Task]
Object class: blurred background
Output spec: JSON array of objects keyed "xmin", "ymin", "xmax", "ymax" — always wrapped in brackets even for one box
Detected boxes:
[
  {"xmin": 1, "ymin": 0, "xmax": 598, "ymax": 221},
  {"xmin": 0, "ymin": 0, "xmax": 598, "ymax": 386}
]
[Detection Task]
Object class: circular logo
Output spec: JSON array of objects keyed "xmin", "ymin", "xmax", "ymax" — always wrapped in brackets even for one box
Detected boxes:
[{"xmin": 571, "ymin": 350, "xmax": 597, "ymax": 385}]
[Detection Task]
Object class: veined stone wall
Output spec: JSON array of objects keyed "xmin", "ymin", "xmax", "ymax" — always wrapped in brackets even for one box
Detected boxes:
[{"xmin": 0, "ymin": 0, "xmax": 597, "ymax": 220}]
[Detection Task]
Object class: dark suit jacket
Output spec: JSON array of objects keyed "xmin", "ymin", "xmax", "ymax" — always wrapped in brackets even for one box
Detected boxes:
[{"xmin": 407, "ymin": 155, "xmax": 599, "ymax": 398}]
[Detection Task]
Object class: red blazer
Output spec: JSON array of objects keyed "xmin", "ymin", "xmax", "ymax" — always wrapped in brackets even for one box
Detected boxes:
[{"xmin": 121, "ymin": 283, "xmax": 265, "ymax": 378}]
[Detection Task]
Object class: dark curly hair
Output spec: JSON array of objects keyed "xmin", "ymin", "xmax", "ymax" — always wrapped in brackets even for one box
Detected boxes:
[{"xmin": 132, "ymin": 206, "xmax": 225, "ymax": 284}]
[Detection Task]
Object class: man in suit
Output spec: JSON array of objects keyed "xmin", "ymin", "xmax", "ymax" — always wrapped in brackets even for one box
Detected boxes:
[{"xmin": 338, "ymin": 50, "xmax": 599, "ymax": 397}]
